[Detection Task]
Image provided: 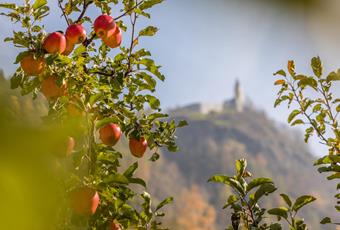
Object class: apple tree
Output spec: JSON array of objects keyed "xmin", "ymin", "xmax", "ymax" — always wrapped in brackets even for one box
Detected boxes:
[{"xmin": 0, "ymin": 0, "xmax": 186, "ymax": 229}]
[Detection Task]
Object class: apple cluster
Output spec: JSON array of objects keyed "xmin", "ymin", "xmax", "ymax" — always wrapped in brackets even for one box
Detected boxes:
[
  {"xmin": 19, "ymin": 14, "xmax": 122, "ymax": 101},
  {"xmin": 99, "ymin": 123, "xmax": 148, "ymax": 158}
]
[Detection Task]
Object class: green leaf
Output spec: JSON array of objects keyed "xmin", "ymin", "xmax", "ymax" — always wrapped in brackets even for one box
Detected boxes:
[
  {"xmin": 138, "ymin": 58, "xmax": 165, "ymax": 81},
  {"xmin": 73, "ymin": 45, "xmax": 86, "ymax": 56},
  {"xmin": 298, "ymin": 77, "xmax": 317, "ymax": 89},
  {"xmin": 148, "ymin": 113, "xmax": 168, "ymax": 121},
  {"xmin": 32, "ymin": 0, "xmax": 47, "ymax": 9},
  {"xmin": 269, "ymin": 223, "xmax": 282, "ymax": 230},
  {"xmin": 10, "ymin": 73, "xmax": 23, "ymax": 89},
  {"xmin": 274, "ymin": 69, "xmax": 286, "ymax": 77},
  {"xmin": 177, "ymin": 120, "xmax": 188, "ymax": 127},
  {"xmin": 89, "ymin": 93, "xmax": 103, "ymax": 105},
  {"xmin": 14, "ymin": 51, "xmax": 31, "ymax": 64},
  {"xmin": 103, "ymin": 174, "xmax": 129, "ymax": 184},
  {"xmin": 208, "ymin": 175, "xmax": 245, "ymax": 196},
  {"xmin": 291, "ymin": 119, "xmax": 304, "ymax": 126},
  {"xmin": 223, "ymin": 194, "xmax": 239, "ymax": 209},
  {"xmin": 246, "ymin": 178, "xmax": 273, "ymax": 192},
  {"xmin": 129, "ymin": 177, "xmax": 146, "ymax": 187},
  {"xmin": 208, "ymin": 175, "xmax": 229, "ymax": 184},
  {"xmin": 311, "ymin": 56, "xmax": 322, "ymax": 78},
  {"xmin": 251, "ymin": 183, "xmax": 277, "ymax": 206},
  {"xmin": 124, "ymin": 162, "xmax": 138, "ymax": 178},
  {"xmin": 268, "ymin": 207, "xmax": 289, "ymax": 219},
  {"xmin": 139, "ymin": 0, "xmax": 164, "ymax": 10},
  {"xmin": 95, "ymin": 117, "xmax": 120, "ymax": 129},
  {"xmin": 139, "ymin": 26, "xmax": 158, "ymax": 37},
  {"xmin": 292, "ymin": 195, "xmax": 316, "ymax": 212},
  {"xmin": 155, "ymin": 197, "xmax": 173, "ymax": 211},
  {"xmin": 0, "ymin": 3, "xmax": 16, "ymax": 9},
  {"xmin": 327, "ymin": 173, "xmax": 340, "ymax": 180},
  {"xmin": 280, "ymin": 194, "xmax": 292, "ymax": 207},
  {"xmin": 235, "ymin": 159, "xmax": 247, "ymax": 177},
  {"xmin": 149, "ymin": 152, "xmax": 160, "ymax": 161},
  {"xmin": 320, "ymin": 217, "xmax": 332, "ymax": 224},
  {"xmin": 145, "ymin": 95, "xmax": 160, "ymax": 109},
  {"xmin": 288, "ymin": 109, "xmax": 300, "ymax": 124},
  {"xmin": 326, "ymin": 70, "xmax": 340, "ymax": 82}
]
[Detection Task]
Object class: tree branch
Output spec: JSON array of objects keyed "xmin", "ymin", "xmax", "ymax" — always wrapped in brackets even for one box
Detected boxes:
[
  {"xmin": 114, "ymin": 0, "xmax": 144, "ymax": 21},
  {"xmin": 75, "ymin": 0, "xmax": 93, "ymax": 24},
  {"xmin": 58, "ymin": 0, "xmax": 70, "ymax": 26}
]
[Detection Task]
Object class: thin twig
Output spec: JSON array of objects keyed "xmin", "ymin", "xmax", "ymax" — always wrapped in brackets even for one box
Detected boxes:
[
  {"xmin": 83, "ymin": 33, "xmax": 97, "ymax": 47},
  {"xmin": 75, "ymin": 0, "xmax": 93, "ymax": 24},
  {"xmin": 124, "ymin": 8, "xmax": 138, "ymax": 78},
  {"xmin": 58, "ymin": 0, "xmax": 70, "ymax": 26},
  {"xmin": 89, "ymin": 70, "xmax": 115, "ymax": 76},
  {"xmin": 114, "ymin": 0, "xmax": 144, "ymax": 21}
]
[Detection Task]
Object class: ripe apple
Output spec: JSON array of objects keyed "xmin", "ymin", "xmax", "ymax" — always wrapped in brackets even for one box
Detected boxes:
[
  {"xmin": 62, "ymin": 38, "xmax": 75, "ymax": 56},
  {"xmin": 43, "ymin": 32, "xmax": 66, "ymax": 54},
  {"xmin": 111, "ymin": 220, "xmax": 122, "ymax": 230},
  {"xmin": 20, "ymin": 53, "xmax": 45, "ymax": 76},
  {"xmin": 129, "ymin": 137, "xmax": 148, "ymax": 158},
  {"xmin": 94, "ymin": 14, "xmax": 116, "ymax": 39},
  {"xmin": 70, "ymin": 187, "xmax": 100, "ymax": 215},
  {"xmin": 102, "ymin": 26, "xmax": 122, "ymax": 48},
  {"xmin": 65, "ymin": 24, "xmax": 87, "ymax": 44},
  {"xmin": 41, "ymin": 76, "xmax": 67, "ymax": 100},
  {"xmin": 99, "ymin": 123, "xmax": 122, "ymax": 146},
  {"xmin": 66, "ymin": 136, "xmax": 75, "ymax": 156}
]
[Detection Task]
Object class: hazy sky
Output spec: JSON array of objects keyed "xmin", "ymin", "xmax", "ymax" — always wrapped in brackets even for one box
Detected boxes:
[{"xmin": 1, "ymin": 0, "xmax": 339, "ymax": 155}]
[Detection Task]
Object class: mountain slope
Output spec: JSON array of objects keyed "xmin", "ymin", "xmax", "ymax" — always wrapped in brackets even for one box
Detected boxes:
[{"xmin": 161, "ymin": 106, "xmax": 336, "ymax": 229}]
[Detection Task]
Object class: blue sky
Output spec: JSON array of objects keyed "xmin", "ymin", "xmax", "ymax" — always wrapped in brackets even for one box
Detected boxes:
[{"xmin": 1, "ymin": 0, "xmax": 339, "ymax": 155}]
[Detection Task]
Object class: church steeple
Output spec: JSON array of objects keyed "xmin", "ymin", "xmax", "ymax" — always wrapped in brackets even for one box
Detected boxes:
[{"xmin": 234, "ymin": 79, "xmax": 245, "ymax": 112}]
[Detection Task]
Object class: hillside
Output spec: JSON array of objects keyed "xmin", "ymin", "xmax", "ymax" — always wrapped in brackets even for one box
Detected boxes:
[{"xmin": 156, "ymin": 105, "xmax": 336, "ymax": 229}]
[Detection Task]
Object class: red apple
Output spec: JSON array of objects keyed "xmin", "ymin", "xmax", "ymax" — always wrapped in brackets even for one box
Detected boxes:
[
  {"xmin": 43, "ymin": 32, "xmax": 66, "ymax": 54},
  {"xmin": 65, "ymin": 24, "xmax": 87, "ymax": 44},
  {"xmin": 94, "ymin": 14, "xmax": 116, "ymax": 39},
  {"xmin": 20, "ymin": 53, "xmax": 45, "ymax": 76},
  {"xmin": 62, "ymin": 38, "xmax": 75, "ymax": 56},
  {"xmin": 41, "ymin": 76, "xmax": 67, "ymax": 101},
  {"xmin": 99, "ymin": 123, "xmax": 122, "ymax": 146},
  {"xmin": 102, "ymin": 26, "xmax": 122, "ymax": 49},
  {"xmin": 70, "ymin": 187, "xmax": 100, "ymax": 215},
  {"xmin": 129, "ymin": 137, "xmax": 148, "ymax": 158}
]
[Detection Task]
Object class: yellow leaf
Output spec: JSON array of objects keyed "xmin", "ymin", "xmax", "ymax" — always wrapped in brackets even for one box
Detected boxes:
[
  {"xmin": 274, "ymin": 79, "xmax": 285, "ymax": 85},
  {"xmin": 288, "ymin": 60, "xmax": 295, "ymax": 76}
]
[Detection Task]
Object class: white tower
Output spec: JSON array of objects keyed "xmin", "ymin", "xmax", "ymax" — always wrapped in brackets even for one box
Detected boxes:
[{"xmin": 234, "ymin": 79, "xmax": 245, "ymax": 112}]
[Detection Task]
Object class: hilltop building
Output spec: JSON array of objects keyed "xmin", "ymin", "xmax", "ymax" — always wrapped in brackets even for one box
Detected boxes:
[{"xmin": 173, "ymin": 79, "xmax": 247, "ymax": 114}]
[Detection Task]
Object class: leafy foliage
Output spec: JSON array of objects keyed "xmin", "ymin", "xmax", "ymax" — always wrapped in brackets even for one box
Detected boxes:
[
  {"xmin": 209, "ymin": 158, "xmax": 314, "ymax": 229},
  {"xmin": 274, "ymin": 57, "xmax": 340, "ymax": 225},
  {"xmin": 0, "ymin": 0, "xmax": 186, "ymax": 229}
]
